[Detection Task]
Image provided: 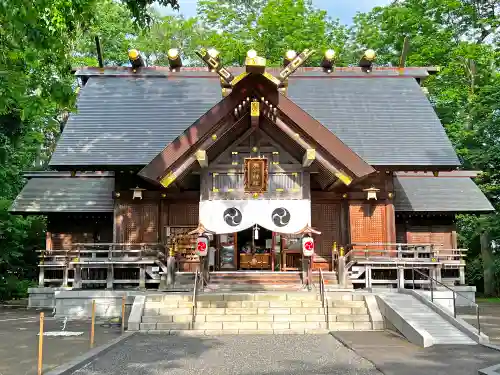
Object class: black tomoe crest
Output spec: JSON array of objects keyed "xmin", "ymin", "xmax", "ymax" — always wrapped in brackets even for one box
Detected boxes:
[
  {"xmin": 271, "ymin": 208, "xmax": 290, "ymax": 227},
  {"xmin": 223, "ymin": 207, "xmax": 242, "ymax": 226}
]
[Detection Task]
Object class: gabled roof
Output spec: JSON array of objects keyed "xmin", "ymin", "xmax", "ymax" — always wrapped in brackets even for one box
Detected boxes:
[
  {"xmin": 49, "ymin": 67, "xmax": 460, "ymax": 168},
  {"xmin": 138, "ymin": 73, "xmax": 374, "ymax": 186},
  {"xmin": 10, "ymin": 172, "xmax": 114, "ymax": 213},
  {"xmin": 394, "ymin": 175, "xmax": 494, "ymax": 212}
]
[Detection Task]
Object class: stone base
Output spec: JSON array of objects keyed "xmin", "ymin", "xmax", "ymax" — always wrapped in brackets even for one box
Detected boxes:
[{"xmin": 28, "ymin": 287, "xmax": 71, "ymax": 309}]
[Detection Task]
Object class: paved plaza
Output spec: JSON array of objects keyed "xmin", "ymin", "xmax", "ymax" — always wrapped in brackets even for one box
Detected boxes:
[
  {"xmin": 2, "ymin": 305, "xmax": 499, "ymax": 375},
  {"xmin": 0, "ymin": 306, "xmax": 121, "ymax": 375},
  {"xmin": 73, "ymin": 334, "xmax": 382, "ymax": 375}
]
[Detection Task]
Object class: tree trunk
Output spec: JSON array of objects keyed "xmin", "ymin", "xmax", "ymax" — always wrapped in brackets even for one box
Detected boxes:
[{"xmin": 480, "ymin": 231, "xmax": 495, "ymax": 296}]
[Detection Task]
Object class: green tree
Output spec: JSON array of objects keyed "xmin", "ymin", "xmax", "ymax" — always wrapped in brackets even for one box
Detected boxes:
[
  {"xmin": 197, "ymin": 0, "xmax": 347, "ymax": 66},
  {"xmin": 351, "ymin": 0, "xmax": 500, "ymax": 295},
  {"xmin": 0, "ymin": 0, "xmax": 179, "ymax": 300}
]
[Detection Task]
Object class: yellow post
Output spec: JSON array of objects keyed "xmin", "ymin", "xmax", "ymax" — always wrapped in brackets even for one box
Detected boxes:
[
  {"xmin": 90, "ymin": 300, "xmax": 96, "ymax": 348},
  {"xmin": 339, "ymin": 247, "xmax": 345, "ymax": 257},
  {"xmin": 37, "ymin": 312, "xmax": 44, "ymax": 375},
  {"xmin": 121, "ymin": 296, "xmax": 126, "ymax": 334}
]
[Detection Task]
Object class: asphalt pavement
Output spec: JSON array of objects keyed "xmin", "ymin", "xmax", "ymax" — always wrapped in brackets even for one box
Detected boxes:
[
  {"xmin": 0, "ymin": 306, "xmax": 121, "ymax": 375},
  {"xmin": 332, "ymin": 330, "xmax": 500, "ymax": 375}
]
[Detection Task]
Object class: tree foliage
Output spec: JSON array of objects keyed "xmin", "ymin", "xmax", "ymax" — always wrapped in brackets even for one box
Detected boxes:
[{"xmin": 0, "ymin": 0, "xmax": 178, "ymax": 301}]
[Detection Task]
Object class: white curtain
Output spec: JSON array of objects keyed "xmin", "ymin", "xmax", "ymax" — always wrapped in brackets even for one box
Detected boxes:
[{"xmin": 199, "ymin": 199, "xmax": 311, "ymax": 234}]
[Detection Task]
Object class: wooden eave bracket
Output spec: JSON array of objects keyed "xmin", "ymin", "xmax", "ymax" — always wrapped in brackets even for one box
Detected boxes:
[
  {"xmin": 196, "ymin": 150, "xmax": 208, "ymax": 168},
  {"xmin": 303, "ymin": 148, "xmax": 315, "ymax": 167}
]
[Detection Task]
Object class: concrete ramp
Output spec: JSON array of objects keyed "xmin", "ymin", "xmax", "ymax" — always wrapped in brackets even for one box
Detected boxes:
[{"xmin": 377, "ymin": 292, "xmax": 476, "ymax": 347}]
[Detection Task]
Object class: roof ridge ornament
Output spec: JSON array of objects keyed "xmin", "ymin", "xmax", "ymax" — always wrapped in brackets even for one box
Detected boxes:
[
  {"xmin": 195, "ymin": 48, "xmax": 235, "ymax": 86},
  {"xmin": 294, "ymin": 224, "xmax": 321, "ymax": 236}
]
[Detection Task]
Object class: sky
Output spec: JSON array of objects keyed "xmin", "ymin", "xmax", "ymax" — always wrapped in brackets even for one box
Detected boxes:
[{"xmin": 160, "ymin": 0, "xmax": 392, "ymax": 25}]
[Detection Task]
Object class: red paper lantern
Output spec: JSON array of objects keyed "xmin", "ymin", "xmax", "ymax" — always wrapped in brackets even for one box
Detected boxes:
[
  {"xmin": 196, "ymin": 236, "xmax": 209, "ymax": 256},
  {"xmin": 302, "ymin": 236, "xmax": 315, "ymax": 257}
]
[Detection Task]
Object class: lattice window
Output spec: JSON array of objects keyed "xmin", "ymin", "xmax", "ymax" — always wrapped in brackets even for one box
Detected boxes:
[
  {"xmin": 311, "ymin": 202, "xmax": 340, "ymax": 257},
  {"xmin": 115, "ymin": 202, "xmax": 159, "ymax": 243},
  {"xmin": 270, "ymin": 172, "xmax": 301, "ymax": 193},
  {"xmin": 349, "ymin": 204, "xmax": 386, "ymax": 250},
  {"xmin": 168, "ymin": 203, "xmax": 199, "ymax": 226},
  {"xmin": 212, "ymin": 173, "xmax": 244, "ymax": 192}
]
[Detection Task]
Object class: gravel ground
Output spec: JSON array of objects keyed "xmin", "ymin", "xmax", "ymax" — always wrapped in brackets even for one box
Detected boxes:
[{"xmin": 73, "ymin": 334, "xmax": 382, "ymax": 375}]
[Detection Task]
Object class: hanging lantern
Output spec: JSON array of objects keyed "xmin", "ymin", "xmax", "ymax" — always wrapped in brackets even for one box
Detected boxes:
[
  {"xmin": 196, "ymin": 236, "xmax": 209, "ymax": 257},
  {"xmin": 254, "ymin": 225, "xmax": 260, "ymax": 240},
  {"xmin": 131, "ymin": 187, "xmax": 146, "ymax": 200},
  {"xmin": 363, "ymin": 187, "xmax": 380, "ymax": 201},
  {"xmin": 302, "ymin": 235, "xmax": 315, "ymax": 257}
]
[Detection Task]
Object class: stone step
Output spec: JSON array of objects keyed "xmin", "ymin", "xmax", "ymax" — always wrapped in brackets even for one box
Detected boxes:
[
  {"xmin": 328, "ymin": 314, "xmax": 371, "ymax": 322},
  {"xmin": 145, "ymin": 301, "xmax": 193, "ymax": 309},
  {"xmin": 205, "ymin": 285, "xmax": 304, "ymax": 292},
  {"xmin": 140, "ymin": 322, "xmax": 191, "ymax": 330},
  {"xmin": 146, "ymin": 294, "xmax": 191, "ymax": 302},
  {"xmin": 146, "ymin": 329, "xmax": 331, "ymax": 335},
  {"xmin": 326, "ymin": 293, "xmax": 365, "ymax": 301},
  {"xmin": 328, "ymin": 300, "xmax": 366, "ymax": 308},
  {"xmin": 143, "ymin": 307, "xmax": 193, "ymax": 316},
  {"xmin": 141, "ymin": 320, "xmax": 376, "ymax": 332}
]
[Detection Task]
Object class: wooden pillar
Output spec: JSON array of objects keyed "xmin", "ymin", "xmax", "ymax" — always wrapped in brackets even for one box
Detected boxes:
[
  {"xmin": 435, "ymin": 265, "xmax": 442, "ymax": 283},
  {"xmin": 338, "ymin": 255, "xmax": 346, "ymax": 287},
  {"xmin": 139, "ymin": 265, "xmax": 146, "ymax": 289},
  {"xmin": 459, "ymin": 266, "xmax": 465, "ymax": 285},
  {"xmin": 106, "ymin": 265, "xmax": 113, "ymax": 290},
  {"xmin": 38, "ymin": 268, "xmax": 45, "ymax": 287},
  {"xmin": 340, "ymin": 201, "xmax": 349, "ymax": 246},
  {"xmin": 385, "ymin": 202, "xmax": 396, "ymax": 243},
  {"xmin": 365, "ymin": 265, "xmax": 372, "ymax": 288},
  {"xmin": 397, "ymin": 267, "xmax": 405, "ymax": 289},
  {"xmin": 451, "ymin": 229, "xmax": 458, "ymax": 249},
  {"xmin": 74, "ymin": 265, "xmax": 82, "ymax": 288},
  {"xmin": 62, "ymin": 267, "xmax": 69, "ymax": 287},
  {"xmin": 45, "ymin": 232, "xmax": 53, "ymax": 252}
]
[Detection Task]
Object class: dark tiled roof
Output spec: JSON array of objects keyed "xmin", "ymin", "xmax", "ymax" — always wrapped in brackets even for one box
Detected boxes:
[
  {"xmin": 393, "ymin": 176, "xmax": 494, "ymax": 212},
  {"xmin": 287, "ymin": 77, "xmax": 460, "ymax": 166},
  {"xmin": 49, "ymin": 76, "xmax": 221, "ymax": 166},
  {"xmin": 50, "ymin": 74, "xmax": 460, "ymax": 167},
  {"xmin": 9, "ymin": 173, "xmax": 114, "ymax": 213}
]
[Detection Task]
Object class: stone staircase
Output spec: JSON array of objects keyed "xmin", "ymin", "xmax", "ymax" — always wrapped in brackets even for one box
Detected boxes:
[
  {"xmin": 205, "ymin": 271, "xmax": 341, "ymax": 292},
  {"xmin": 139, "ymin": 291, "xmax": 379, "ymax": 334}
]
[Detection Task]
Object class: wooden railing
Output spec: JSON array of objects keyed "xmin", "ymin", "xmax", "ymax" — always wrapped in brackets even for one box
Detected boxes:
[
  {"xmin": 38, "ymin": 243, "xmax": 164, "ymax": 265},
  {"xmin": 345, "ymin": 243, "xmax": 467, "ymax": 264}
]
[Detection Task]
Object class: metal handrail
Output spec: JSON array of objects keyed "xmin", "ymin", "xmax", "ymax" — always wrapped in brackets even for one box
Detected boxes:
[
  {"xmin": 318, "ymin": 269, "xmax": 330, "ymax": 330},
  {"xmin": 192, "ymin": 269, "xmax": 200, "ymax": 327},
  {"xmin": 411, "ymin": 267, "xmax": 481, "ymax": 335}
]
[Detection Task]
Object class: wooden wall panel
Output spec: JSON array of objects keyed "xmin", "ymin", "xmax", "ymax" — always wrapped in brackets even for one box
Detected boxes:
[
  {"xmin": 396, "ymin": 222, "xmax": 407, "ymax": 243},
  {"xmin": 349, "ymin": 203, "xmax": 386, "ymax": 244},
  {"xmin": 49, "ymin": 216, "xmax": 112, "ymax": 249},
  {"xmin": 311, "ymin": 202, "xmax": 341, "ymax": 260},
  {"xmin": 401, "ymin": 216, "xmax": 456, "ymax": 249},
  {"xmin": 406, "ymin": 225, "xmax": 453, "ymax": 249},
  {"xmin": 114, "ymin": 201, "xmax": 159, "ymax": 243}
]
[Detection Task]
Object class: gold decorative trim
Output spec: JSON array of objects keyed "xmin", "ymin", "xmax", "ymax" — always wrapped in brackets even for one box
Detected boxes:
[{"xmin": 160, "ymin": 171, "xmax": 177, "ymax": 188}]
